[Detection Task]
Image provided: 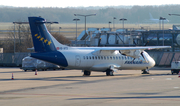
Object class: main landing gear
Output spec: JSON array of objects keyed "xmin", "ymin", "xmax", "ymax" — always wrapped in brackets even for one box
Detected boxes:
[
  {"xmin": 106, "ymin": 69, "xmax": 114, "ymax": 76},
  {"xmin": 83, "ymin": 70, "xmax": 91, "ymax": 76},
  {"xmin": 142, "ymin": 67, "xmax": 149, "ymax": 74}
]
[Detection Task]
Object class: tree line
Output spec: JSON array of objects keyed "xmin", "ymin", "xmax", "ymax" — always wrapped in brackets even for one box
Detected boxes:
[
  {"xmin": 0, "ymin": 5, "xmax": 180, "ymax": 23},
  {"xmin": 0, "ymin": 24, "xmax": 70, "ymax": 53}
]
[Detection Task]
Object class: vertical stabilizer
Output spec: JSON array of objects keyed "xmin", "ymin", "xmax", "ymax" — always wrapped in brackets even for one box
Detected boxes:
[
  {"xmin": 149, "ymin": 13, "xmax": 154, "ymax": 19},
  {"xmin": 28, "ymin": 17, "xmax": 56, "ymax": 52}
]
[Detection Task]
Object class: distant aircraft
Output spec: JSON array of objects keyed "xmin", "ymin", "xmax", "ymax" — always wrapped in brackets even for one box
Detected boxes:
[
  {"xmin": 28, "ymin": 17, "xmax": 171, "ymax": 76},
  {"xmin": 148, "ymin": 13, "xmax": 169, "ymax": 23}
]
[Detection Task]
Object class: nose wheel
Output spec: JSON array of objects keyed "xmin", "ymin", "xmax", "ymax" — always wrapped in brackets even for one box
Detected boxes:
[{"xmin": 142, "ymin": 67, "xmax": 149, "ymax": 74}]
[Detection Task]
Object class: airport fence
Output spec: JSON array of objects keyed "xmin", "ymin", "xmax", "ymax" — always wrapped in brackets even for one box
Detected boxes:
[
  {"xmin": 0, "ymin": 52, "xmax": 179, "ymax": 67},
  {"xmin": 148, "ymin": 51, "xmax": 180, "ymax": 66},
  {"xmin": 0, "ymin": 53, "xmax": 28, "ymax": 67}
]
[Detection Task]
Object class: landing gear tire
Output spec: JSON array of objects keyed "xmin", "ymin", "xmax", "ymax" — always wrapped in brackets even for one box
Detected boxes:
[
  {"xmin": 106, "ymin": 70, "xmax": 114, "ymax": 76},
  {"xmin": 83, "ymin": 70, "xmax": 91, "ymax": 76},
  {"xmin": 142, "ymin": 69, "xmax": 149, "ymax": 74}
]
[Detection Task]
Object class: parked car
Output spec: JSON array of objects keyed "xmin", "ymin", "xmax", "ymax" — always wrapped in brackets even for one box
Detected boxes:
[{"xmin": 171, "ymin": 61, "xmax": 180, "ymax": 74}]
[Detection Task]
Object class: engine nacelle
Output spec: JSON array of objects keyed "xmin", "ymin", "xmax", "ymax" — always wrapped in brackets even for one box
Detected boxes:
[{"xmin": 119, "ymin": 50, "xmax": 142, "ymax": 58}]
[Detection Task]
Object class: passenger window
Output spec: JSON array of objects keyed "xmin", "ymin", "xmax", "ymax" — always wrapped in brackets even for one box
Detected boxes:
[
  {"xmin": 101, "ymin": 56, "xmax": 103, "ymax": 60},
  {"xmin": 122, "ymin": 56, "xmax": 124, "ymax": 60},
  {"xmin": 107, "ymin": 56, "xmax": 109, "ymax": 60},
  {"xmin": 104, "ymin": 56, "xmax": 106, "ymax": 60},
  {"xmin": 95, "ymin": 56, "xmax": 97, "ymax": 59},
  {"xmin": 119, "ymin": 56, "xmax": 121, "ymax": 60},
  {"xmin": 86, "ymin": 56, "xmax": 88, "ymax": 59},
  {"xmin": 110, "ymin": 56, "xmax": 112, "ymax": 60},
  {"xmin": 113, "ymin": 57, "xmax": 115, "ymax": 60},
  {"xmin": 116, "ymin": 56, "xmax": 118, "ymax": 60},
  {"xmin": 98, "ymin": 56, "xmax": 100, "ymax": 59},
  {"xmin": 83, "ymin": 56, "xmax": 85, "ymax": 59},
  {"xmin": 89, "ymin": 56, "xmax": 91, "ymax": 59},
  {"xmin": 92, "ymin": 56, "xmax": 94, "ymax": 59}
]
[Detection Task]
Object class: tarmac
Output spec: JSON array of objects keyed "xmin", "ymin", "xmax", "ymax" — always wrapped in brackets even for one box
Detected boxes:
[{"xmin": 0, "ymin": 67, "xmax": 180, "ymax": 106}]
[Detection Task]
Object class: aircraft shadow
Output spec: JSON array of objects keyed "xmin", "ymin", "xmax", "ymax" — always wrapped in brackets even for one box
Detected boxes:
[
  {"xmin": 69, "ymin": 95, "xmax": 180, "ymax": 100},
  {"xmin": 0, "ymin": 72, "xmax": 173, "ymax": 82}
]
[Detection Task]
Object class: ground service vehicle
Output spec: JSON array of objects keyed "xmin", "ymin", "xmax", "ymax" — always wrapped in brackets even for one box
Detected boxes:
[{"xmin": 171, "ymin": 61, "xmax": 180, "ymax": 74}]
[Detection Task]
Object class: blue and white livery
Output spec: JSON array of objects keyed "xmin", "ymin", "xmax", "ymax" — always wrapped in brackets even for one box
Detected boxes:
[{"xmin": 28, "ymin": 17, "xmax": 171, "ymax": 76}]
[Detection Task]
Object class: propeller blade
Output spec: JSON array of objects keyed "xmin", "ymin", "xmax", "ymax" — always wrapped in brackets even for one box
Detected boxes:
[
  {"xmin": 144, "ymin": 41, "xmax": 149, "ymax": 46},
  {"xmin": 119, "ymin": 50, "xmax": 126, "ymax": 56},
  {"xmin": 141, "ymin": 52, "xmax": 148, "ymax": 63},
  {"xmin": 133, "ymin": 40, "xmax": 137, "ymax": 46},
  {"xmin": 98, "ymin": 38, "xmax": 101, "ymax": 46},
  {"xmin": 132, "ymin": 58, "xmax": 136, "ymax": 62}
]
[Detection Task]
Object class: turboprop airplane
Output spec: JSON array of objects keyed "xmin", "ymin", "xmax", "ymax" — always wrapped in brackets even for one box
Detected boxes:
[
  {"xmin": 149, "ymin": 13, "xmax": 169, "ymax": 23},
  {"xmin": 28, "ymin": 17, "xmax": 171, "ymax": 76}
]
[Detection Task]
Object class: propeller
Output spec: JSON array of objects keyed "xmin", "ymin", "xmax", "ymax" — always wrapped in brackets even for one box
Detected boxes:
[
  {"xmin": 140, "ymin": 51, "xmax": 147, "ymax": 62},
  {"xmin": 120, "ymin": 40, "xmax": 149, "ymax": 62},
  {"xmin": 133, "ymin": 40, "xmax": 149, "ymax": 46},
  {"xmin": 98, "ymin": 38, "xmax": 101, "ymax": 46},
  {"xmin": 141, "ymin": 41, "xmax": 149, "ymax": 62},
  {"xmin": 144, "ymin": 41, "xmax": 149, "ymax": 46},
  {"xmin": 132, "ymin": 41, "xmax": 149, "ymax": 62},
  {"xmin": 119, "ymin": 50, "xmax": 126, "ymax": 56},
  {"xmin": 133, "ymin": 40, "xmax": 137, "ymax": 46}
]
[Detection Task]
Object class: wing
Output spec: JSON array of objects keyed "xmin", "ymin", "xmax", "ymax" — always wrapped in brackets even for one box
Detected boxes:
[{"xmin": 92, "ymin": 46, "xmax": 171, "ymax": 58}]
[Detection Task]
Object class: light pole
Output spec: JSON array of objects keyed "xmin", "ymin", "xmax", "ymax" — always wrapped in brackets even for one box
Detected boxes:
[
  {"xmin": 46, "ymin": 22, "xmax": 58, "ymax": 33},
  {"xmin": 113, "ymin": 17, "xmax": 116, "ymax": 30},
  {"xmin": 59, "ymin": 27, "xmax": 61, "ymax": 35},
  {"xmin": 12, "ymin": 22, "xmax": 29, "ymax": 53},
  {"xmin": 169, "ymin": 14, "xmax": 180, "ymax": 51},
  {"xmin": 159, "ymin": 17, "xmax": 166, "ymax": 46},
  {"xmin": 74, "ymin": 14, "xmax": 96, "ymax": 46},
  {"xmin": 159, "ymin": 19, "xmax": 161, "ymax": 30},
  {"xmin": 73, "ymin": 18, "xmax": 80, "ymax": 46},
  {"xmin": 120, "ymin": 18, "xmax": 127, "ymax": 44},
  {"xmin": 109, "ymin": 21, "xmax": 111, "ymax": 29},
  {"xmin": 120, "ymin": 18, "xmax": 127, "ymax": 33}
]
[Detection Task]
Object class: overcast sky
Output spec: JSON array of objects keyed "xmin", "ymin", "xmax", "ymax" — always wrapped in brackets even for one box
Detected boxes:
[{"xmin": 1, "ymin": 0, "xmax": 180, "ymax": 8}]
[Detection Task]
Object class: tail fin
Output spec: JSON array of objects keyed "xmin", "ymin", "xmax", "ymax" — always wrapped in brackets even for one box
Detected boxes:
[
  {"xmin": 149, "ymin": 13, "xmax": 154, "ymax": 19},
  {"xmin": 28, "ymin": 17, "xmax": 57, "ymax": 52}
]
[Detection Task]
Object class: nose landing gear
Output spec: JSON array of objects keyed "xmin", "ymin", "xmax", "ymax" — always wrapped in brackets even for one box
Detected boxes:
[{"xmin": 142, "ymin": 67, "xmax": 149, "ymax": 74}]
